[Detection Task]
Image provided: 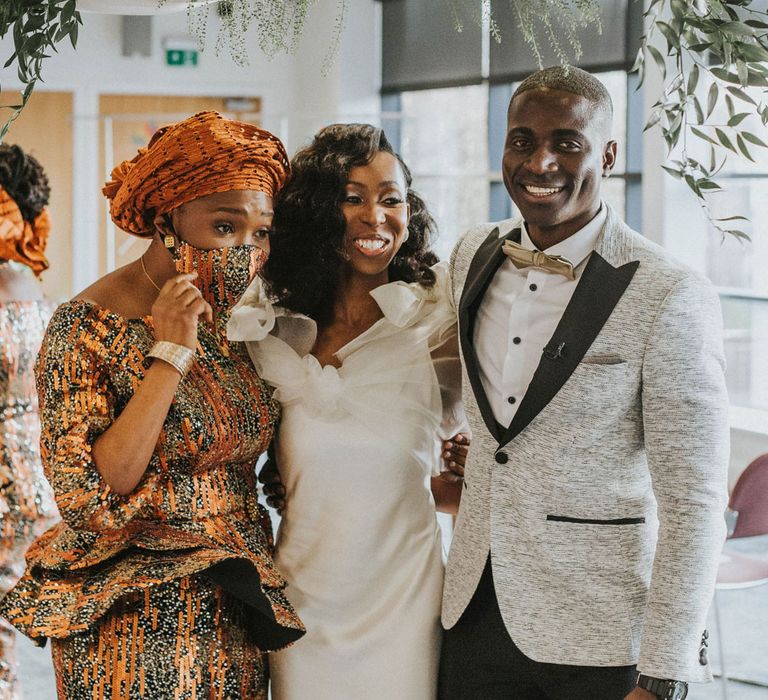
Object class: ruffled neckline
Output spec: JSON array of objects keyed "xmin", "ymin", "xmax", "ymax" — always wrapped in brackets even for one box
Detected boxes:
[{"xmin": 228, "ymin": 262, "xmax": 449, "ymax": 361}]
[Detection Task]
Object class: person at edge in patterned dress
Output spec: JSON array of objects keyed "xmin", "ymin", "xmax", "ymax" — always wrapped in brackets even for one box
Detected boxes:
[
  {"xmin": 0, "ymin": 112, "xmax": 305, "ymax": 699},
  {"xmin": 227, "ymin": 123, "xmax": 469, "ymax": 700},
  {"xmin": 0, "ymin": 144, "xmax": 59, "ymax": 699}
]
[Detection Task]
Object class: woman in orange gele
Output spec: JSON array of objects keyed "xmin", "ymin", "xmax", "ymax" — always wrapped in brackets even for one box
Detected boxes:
[
  {"xmin": 0, "ymin": 144, "xmax": 59, "ymax": 699},
  {"xmin": 0, "ymin": 112, "xmax": 304, "ymax": 699}
]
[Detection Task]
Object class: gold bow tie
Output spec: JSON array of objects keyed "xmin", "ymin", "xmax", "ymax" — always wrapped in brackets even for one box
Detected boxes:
[{"xmin": 502, "ymin": 239, "xmax": 575, "ymax": 280}]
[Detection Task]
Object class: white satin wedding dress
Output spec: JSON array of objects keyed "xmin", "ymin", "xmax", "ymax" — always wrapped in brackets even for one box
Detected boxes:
[{"xmin": 228, "ymin": 263, "xmax": 463, "ymax": 700}]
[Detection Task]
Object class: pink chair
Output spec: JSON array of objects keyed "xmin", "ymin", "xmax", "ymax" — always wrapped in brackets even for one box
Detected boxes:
[
  {"xmin": 727, "ymin": 454, "xmax": 768, "ymax": 538},
  {"xmin": 713, "ymin": 454, "xmax": 768, "ymax": 698}
]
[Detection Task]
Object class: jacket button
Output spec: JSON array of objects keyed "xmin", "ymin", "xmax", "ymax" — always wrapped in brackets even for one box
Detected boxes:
[
  {"xmin": 495, "ymin": 451, "xmax": 508, "ymax": 464},
  {"xmin": 699, "ymin": 648, "xmax": 708, "ymax": 665}
]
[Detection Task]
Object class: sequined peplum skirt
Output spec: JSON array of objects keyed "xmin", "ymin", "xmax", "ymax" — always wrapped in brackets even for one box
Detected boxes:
[
  {"xmin": 50, "ymin": 575, "xmax": 270, "ymax": 700},
  {"xmin": 0, "ymin": 509, "xmax": 305, "ymax": 652}
]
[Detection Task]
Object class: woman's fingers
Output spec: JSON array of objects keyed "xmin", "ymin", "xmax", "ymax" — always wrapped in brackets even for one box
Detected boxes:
[
  {"xmin": 201, "ymin": 299, "xmax": 213, "ymax": 323},
  {"xmin": 259, "ymin": 459, "xmax": 286, "ymax": 495},
  {"xmin": 151, "ymin": 273, "xmax": 212, "ymax": 348},
  {"xmin": 442, "ymin": 432, "xmax": 470, "ymax": 475},
  {"xmin": 160, "ymin": 272, "xmax": 196, "ymax": 296},
  {"xmin": 258, "ymin": 458, "xmax": 280, "ymax": 484},
  {"xmin": 259, "ymin": 458, "xmax": 287, "ymax": 512},
  {"xmin": 263, "ymin": 483, "xmax": 286, "ymax": 498},
  {"xmin": 445, "ymin": 443, "xmax": 469, "ymax": 457},
  {"xmin": 177, "ymin": 287, "xmax": 202, "ymax": 307},
  {"xmin": 442, "ymin": 442, "xmax": 469, "ymax": 460},
  {"xmin": 266, "ymin": 495, "xmax": 286, "ymax": 513}
]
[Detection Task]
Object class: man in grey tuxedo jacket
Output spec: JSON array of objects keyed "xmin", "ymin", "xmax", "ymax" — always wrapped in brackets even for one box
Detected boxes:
[{"xmin": 438, "ymin": 66, "xmax": 730, "ymax": 700}]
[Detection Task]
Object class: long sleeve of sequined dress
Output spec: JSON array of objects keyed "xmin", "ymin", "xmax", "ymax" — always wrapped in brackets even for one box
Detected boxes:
[{"xmin": 0, "ymin": 300, "xmax": 303, "ymax": 653}]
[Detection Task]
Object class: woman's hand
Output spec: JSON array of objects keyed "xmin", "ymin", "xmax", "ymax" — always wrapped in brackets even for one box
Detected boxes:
[
  {"xmin": 432, "ymin": 433, "xmax": 470, "ymax": 514},
  {"xmin": 440, "ymin": 432, "xmax": 470, "ymax": 483},
  {"xmin": 151, "ymin": 273, "xmax": 213, "ymax": 349},
  {"xmin": 91, "ymin": 273, "xmax": 213, "ymax": 496},
  {"xmin": 259, "ymin": 456, "xmax": 286, "ymax": 514}
]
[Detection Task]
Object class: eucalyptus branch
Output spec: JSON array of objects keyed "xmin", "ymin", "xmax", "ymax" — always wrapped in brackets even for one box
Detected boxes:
[
  {"xmin": 634, "ymin": 0, "xmax": 768, "ymax": 240},
  {"xmin": 0, "ymin": 0, "xmax": 82, "ymax": 140}
]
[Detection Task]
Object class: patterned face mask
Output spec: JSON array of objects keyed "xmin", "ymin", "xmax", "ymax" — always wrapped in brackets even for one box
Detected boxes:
[{"xmin": 170, "ymin": 240, "xmax": 267, "ymax": 314}]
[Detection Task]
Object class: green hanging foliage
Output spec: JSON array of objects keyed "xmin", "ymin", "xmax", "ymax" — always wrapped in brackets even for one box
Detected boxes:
[
  {"xmin": 1, "ymin": 0, "xmax": 766, "ymax": 243},
  {"xmin": 173, "ymin": 0, "xmax": 348, "ymax": 71},
  {"xmin": 447, "ymin": 0, "xmax": 603, "ymax": 65},
  {"xmin": 0, "ymin": 0, "xmax": 348, "ymax": 139},
  {"xmin": 634, "ymin": 0, "xmax": 768, "ymax": 240},
  {"xmin": 0, "ymin": 0, "xmax": 82, "ymax": 140}
]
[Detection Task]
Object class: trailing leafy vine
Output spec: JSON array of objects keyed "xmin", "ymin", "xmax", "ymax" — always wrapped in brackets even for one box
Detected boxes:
[
  {"xmin": 175, "ymin": 0, "xmax": 348, "ymax": 70},
  {"xmin": 1, "ymin": 0, "xmax": 765, "ymax": 244},
  {"xmin": 0, "ymin": 0, "xmax": 81, "ymax": 140},
  {"xmin": 1, "ymin": 0, "xmax": 351, "ymax": 140},
  {"xmin": 635, "ymin": 0, "xmax": 768, "ymax": 240},
  {"xmin": 447, "ymin": 0, "xmax": 603, "ymax": 66}
]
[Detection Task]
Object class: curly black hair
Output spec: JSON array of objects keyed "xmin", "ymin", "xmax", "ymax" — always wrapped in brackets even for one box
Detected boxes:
[
  {"xmin": 263, "ymin": 123, "xmax": 438, "ymax": 326},
  {"xmin": 0, "ymin": 144, "xmax": 50, "ymax": 223}
]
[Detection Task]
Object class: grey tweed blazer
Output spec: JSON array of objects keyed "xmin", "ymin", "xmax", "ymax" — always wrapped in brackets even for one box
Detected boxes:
[{"xmin": 443, "ymin": 204, "xmax": 730, "ymax": 683}]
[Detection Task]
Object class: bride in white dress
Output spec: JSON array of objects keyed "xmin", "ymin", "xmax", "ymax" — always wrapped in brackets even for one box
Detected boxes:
[{"xmin": 228, "ymin": 124, "xmax": 467, "ymax": 700}]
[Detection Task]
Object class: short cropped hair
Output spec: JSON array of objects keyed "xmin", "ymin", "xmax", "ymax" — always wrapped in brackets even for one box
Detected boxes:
[{"xmin": 512, "ymin": 66, "xmax": 613, "ymax": 134}]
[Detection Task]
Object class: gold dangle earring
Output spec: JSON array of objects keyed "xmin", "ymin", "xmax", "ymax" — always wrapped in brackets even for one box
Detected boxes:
[{"xmin": 160, "ymin": 215, "xmax": 177, "ymax": 254}]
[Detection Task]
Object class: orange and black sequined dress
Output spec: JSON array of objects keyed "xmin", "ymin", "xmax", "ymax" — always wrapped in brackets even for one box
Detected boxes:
[
  {"xmin": 0, "ymin": 299, "xmax": 59, "ymax": 699},
  {"xmin": 0, "ymin": 300, "xmax": 304, "ymax": 699}
]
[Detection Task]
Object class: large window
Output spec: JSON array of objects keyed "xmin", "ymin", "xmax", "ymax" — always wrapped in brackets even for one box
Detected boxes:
[
  {"xmin": 396, "ymin": 84, "xmax": 489, "ymax": 260},
  {"xmin": 662, "ymin": 84, "xmax": 768, "ymax": 415},
  {"xmin": 380, "ymin": 0, "xmax": 641, "ymax": 258},
  {"xmin": 380, "ymin": 0, "xmax": 766, "ymax": 422},
  {"xmin": 706, "ymin": 174, "xmax": 768, "ymax": 413}
]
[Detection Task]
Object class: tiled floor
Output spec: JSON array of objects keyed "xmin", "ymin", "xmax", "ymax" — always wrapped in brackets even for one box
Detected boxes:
[{"xmin": 14, "ymin": 537, "xmax": 768, "ymax": 699}]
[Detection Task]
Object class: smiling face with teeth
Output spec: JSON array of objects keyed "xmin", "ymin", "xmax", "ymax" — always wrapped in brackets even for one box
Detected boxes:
[
  {"xmin": 502, "ymin": 88, "xmax": 617, "ymax": 250},
  {"xmin": 340, "ymin": 150, "xmax": 411, "ymax": 283}
]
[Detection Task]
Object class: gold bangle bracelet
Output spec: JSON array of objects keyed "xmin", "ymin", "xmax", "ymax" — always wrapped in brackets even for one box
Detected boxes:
[{"xmin": 147, "ymin": 340, "xmax": 196, "ymax": 377}]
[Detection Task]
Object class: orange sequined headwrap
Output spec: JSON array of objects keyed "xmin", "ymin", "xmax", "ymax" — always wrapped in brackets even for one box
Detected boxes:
[
  {"xmin": 103, "ymin": 111, "xmax": 290, "ymax": 237},
  {"xmin": 0, "ymin": 184, "xmax": 50, "ymax": 276}
]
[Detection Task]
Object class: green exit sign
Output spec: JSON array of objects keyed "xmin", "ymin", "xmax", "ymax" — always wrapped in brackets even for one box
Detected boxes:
[{"xmin": 166, "ymin": 49, "xmax": 198, "ymax": 66}]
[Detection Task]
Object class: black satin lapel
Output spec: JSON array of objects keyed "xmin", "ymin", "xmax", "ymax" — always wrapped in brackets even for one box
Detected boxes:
[
  {"xmin": 458, "ymin": 227, "xmax": 520, "ymax": 442},
  {"xmin": 500, "ymin": 252, "xmax": 640, "ymax": 446}
]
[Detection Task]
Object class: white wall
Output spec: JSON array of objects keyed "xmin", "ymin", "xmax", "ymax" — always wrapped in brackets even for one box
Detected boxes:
[
  {"xmin": 0, "ymin": 1, "xmax": 381, "ymax": 292},
  {"xmin": 0, "ymin": 4, "xmax": 380, "ymax": 145}
]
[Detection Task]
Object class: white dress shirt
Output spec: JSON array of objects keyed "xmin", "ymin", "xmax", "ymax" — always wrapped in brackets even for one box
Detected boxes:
[{"xmin": 473, "ymin": 206, "xmax": 607, "ymax": 427}]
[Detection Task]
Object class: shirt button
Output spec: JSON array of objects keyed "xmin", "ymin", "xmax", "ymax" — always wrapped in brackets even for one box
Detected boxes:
[
  {"xmin": 513, "ymin": 337, "xmax": 521, "ymax": 345},
  {"xmin": 529, "ymin": 283, "xmax": 538, "ymax": 291},
  {"xmin": 507, "ymin": 396, "xmax": 516, "ymax": 404},
  {"xmin": 495, "ymin": 451, "xmax": 509, "ymax": 464}
]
